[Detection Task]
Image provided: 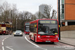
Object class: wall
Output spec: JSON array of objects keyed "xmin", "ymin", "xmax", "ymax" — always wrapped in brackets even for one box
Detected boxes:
[
  {"xmin": 60, "ymin": 25, "xmax": 75, "ymax": 38},
  {"xmin": 60, "ymin": 25, "xmax": 75, "ymax": 31},
  {"xmin": 65, "ymin": 0, "xmax": 75, "ymax": 20},
  {"xmin": 61, "ymin": 31, "xmax": 75, "ymax": 38}
]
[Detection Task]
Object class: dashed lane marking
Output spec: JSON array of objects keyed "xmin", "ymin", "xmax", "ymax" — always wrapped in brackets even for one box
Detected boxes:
[
  {"xmin": 2, "ymin": 42, "xmax": 3, "ymax": 46},
  {"xmin": 2, "ymin": 46, "xmax": 4, "ymax": 50},
  {"xmin": 2, "ymin": 35, "xmax": 11, "ymax": 50},
  {"xmin": 6, "ymin": 46, "xmax": 13, "ymax": 50}
]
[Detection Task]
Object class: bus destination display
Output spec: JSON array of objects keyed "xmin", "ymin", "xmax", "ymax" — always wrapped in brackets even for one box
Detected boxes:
[{"xmin": 40, "ymin": 20, "xmax": 56, "ymax": 24}]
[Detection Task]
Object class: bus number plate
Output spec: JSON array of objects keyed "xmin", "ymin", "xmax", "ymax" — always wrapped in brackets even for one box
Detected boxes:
[{"xmin": 46, "ymin": 41, "xmax": 51, "ymax": 42}]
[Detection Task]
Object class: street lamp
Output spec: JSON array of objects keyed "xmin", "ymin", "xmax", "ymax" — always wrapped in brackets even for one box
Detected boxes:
[{"xmin": 58, "ymin": 0, "xmax": 60, "ymax": 40}]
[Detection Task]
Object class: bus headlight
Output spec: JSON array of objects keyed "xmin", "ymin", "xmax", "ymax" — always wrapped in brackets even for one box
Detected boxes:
[
  {"xmin": 56, "ymin": 36, "xmax": 58, "ymax": 38},
  {"xmin": 38, "ymin": 35, "xmax": 40, "ymax": 38}
]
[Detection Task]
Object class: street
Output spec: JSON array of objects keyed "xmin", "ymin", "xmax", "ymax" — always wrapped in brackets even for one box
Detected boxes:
[{"xmin": 0, "ymin": 34, "xmax": 75, "ymax": 50}]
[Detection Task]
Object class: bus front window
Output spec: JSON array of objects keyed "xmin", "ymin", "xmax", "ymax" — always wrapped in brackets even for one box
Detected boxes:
[
  {"xmin": 38, "ymin": 20, "xmax": 58, "ymax": 35},
  {"xmin": 25, "ymin": 26, "xmax": 29, "ymax": 32}
]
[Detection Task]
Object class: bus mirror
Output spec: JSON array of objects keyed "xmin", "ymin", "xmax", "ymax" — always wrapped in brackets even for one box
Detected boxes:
[{"xmin": 34, "ymin": 25, "xmax": 37, "ymax": 27}]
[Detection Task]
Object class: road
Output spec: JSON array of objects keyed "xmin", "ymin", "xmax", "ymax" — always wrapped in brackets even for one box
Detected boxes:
[{"xmin": 0, "ymin": 34, "xmax": 75, "ymax": 50}]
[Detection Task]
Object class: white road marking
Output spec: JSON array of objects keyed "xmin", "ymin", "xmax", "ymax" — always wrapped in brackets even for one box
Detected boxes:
[
  {"xmin": 6, "ymin": 46, "xmax": 13, "ymax": 50},
  {"xmin": 24, "ymin": 35, "xmax": 47, "ymax": 50},
  {"xmin": 2, "ymin": 38, "xmax": 6, "ymax": 42},
  {"xmin": 25, "ymin": 36, "xmax": 39, "ymax": 47},
  {"xmin": 2, "ymin": 37, "xmax": 9, "ymax": 46},
  {"xmin": 39, "ymin": 47, "xmax": 47, "ymax": 50},
  {"xmin": 2, "ymin": 46, "xmax": 4, "ymax": 50},
  {"xmin": 2, "ymin": 42, "xmax": 4, "ymax": 45},
  {"xmin": 2, "ymin": 36, "xmax": 11, "ymax": 50}
]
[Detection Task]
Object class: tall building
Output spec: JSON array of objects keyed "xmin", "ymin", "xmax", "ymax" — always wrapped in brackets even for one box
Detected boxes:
[
  {"xmin": 39, "ymin": 4, "xmax": 50, "ymax": 19},
  {"xmin": 60, "ymin": 0, "xmax": 75, "ymax": 26}
]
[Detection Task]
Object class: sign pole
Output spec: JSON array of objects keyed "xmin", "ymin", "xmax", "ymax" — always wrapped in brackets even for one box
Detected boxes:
[{"xmin": 58, "ymin": 0, "xmax": 60, "ymax": 40}]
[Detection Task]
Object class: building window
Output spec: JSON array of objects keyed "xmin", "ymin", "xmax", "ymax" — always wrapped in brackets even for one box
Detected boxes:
[
  {"xmin": 61, "ymin": 0, "xmax": 64, "ymax": 20},
  {"xmin": 62, "ymin": 4, "xmax": 64, "ymax": 13},
  {"xmin": 62, "ymin": 0, "xmax": 64, "ymax": 4},
  {"xmin": 62, "ymin": 4, "xmax": 64, "ymax": 8},
  {"xmin": 62, "ymin": 8, "xmax": 64, "ymax": 13}
]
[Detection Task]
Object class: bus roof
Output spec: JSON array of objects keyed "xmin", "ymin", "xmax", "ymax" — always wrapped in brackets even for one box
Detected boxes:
[{"xmin": 30, "ymin": 19, "xmax": 58, "ymax": 23}]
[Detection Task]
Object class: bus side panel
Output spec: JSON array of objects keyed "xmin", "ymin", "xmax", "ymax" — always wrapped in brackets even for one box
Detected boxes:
[{"xmin": 29, "ymin": 20, "xmax": 38, "ymax": 42}]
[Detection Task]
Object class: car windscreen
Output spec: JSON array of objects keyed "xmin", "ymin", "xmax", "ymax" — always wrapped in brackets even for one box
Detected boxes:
[{"xmin": 15, "ymin": 31, "xmax": 22, "ymax": 33}]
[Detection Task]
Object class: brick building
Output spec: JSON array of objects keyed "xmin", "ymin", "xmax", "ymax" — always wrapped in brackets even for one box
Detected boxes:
[{"xmin": 59, "ymin": 0, "xmax": 75, "ymax": 26}]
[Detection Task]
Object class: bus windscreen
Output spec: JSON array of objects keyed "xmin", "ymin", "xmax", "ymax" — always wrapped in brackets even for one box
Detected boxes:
[
  {"xmin": 25, "ymin": 22, "xmax": 30, "ymax": 32},
  {"xmin": 25, "ymin": 26, "xmax": 29, "ymax": 32},
  {"xmin": 38, "ymin": 20, "xmax": 58, "ymax": 35}
]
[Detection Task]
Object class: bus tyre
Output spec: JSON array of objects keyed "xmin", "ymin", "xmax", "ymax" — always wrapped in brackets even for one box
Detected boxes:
[
  {"xmin": 34, "ymin": 37, "xmax": 37, "ymax": 43},
  {"xmin": 34, "ymin": 37, "xmax": 35, "ymax": 42},
  {"xmin": 34, "ymin": 37, "xmax": 36, "ymax": 42},
  {"xmin": 30, "ymin": 36, "xmax": 31, "ymax": 41}
]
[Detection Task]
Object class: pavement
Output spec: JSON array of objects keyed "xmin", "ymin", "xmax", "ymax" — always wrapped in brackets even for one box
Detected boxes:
[
  {"xmin": 59, "ymin": 31, "xmax": 75, "ymax": 46},
  {"xmin": 59, "ymin": 38, "xmax": 75, "ymax": 46}
]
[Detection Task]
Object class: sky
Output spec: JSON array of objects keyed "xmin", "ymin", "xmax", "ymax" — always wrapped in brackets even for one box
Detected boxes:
[{"xmin": 0, "ymin": 0, "xmax": 57, "ymax": 14}]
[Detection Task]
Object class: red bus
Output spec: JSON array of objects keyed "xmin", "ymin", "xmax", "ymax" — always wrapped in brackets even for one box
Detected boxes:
[
  {"xmin": 29, "ymin": 19, "xmax": 59, "ymax": 43},
  {"xmin": 24, "ymin": 22, "xmax": 30, "ymax": 34}
]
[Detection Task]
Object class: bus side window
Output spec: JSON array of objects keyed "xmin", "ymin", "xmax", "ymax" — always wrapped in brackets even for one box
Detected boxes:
[
  {"xmin": 34, "ymin": 23, "xmax": 37, "ymax": 33},
  {"xmin": 30, "ymin": 24, "xmax": 34, "ymax": 32},
  {"xmin": 29, "ymin": 23, "xmax": 37, "ymax": 33}
]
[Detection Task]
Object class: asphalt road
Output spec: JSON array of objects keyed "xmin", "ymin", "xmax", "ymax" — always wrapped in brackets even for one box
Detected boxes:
[{"xmin": 0, "ymin": 34, "xmax": 75, "ymax": 50}]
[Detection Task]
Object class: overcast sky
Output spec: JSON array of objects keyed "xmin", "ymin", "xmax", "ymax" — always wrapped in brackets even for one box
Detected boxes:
[{"xmin": 0, "ymin": 0, "xmax": 57, "ymax": 14}]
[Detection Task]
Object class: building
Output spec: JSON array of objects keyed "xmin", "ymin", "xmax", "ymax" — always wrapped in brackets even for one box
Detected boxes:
[
  {"xmin": 60, "ymin": 0, "xmax": 75, "ymax": 26},
  {"xmin": 39, "ymin": 4, "xmax": 50, "ymax": 19}
]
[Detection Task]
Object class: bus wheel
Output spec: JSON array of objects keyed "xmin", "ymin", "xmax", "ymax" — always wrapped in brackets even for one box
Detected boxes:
[
  {"xmin": 30, "ymin": 36, "xmax": 32, "ymax": 41},
  {"xmin": 34, "ymin": 37, "xmax": 35, "ymax": 42},
  {"xmin": 34, "ymin": 37, "xmax": 37, "ymax": 42},
  {"xmin": 34, "ymin": 37, "xmax": 37, "ymax": 43}
]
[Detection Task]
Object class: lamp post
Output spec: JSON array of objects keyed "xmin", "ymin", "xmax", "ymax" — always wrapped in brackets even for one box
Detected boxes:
[
  {"xmin": 16, "ymin": 18, "xmax": 17, "ymax": 30},
  {"xmin": 11, "ymin": 10, "xmax": 13, "ymax": 31},
  {"xmin": 58, "ymin": 0, "xmax": 60, "ymax": 40}
]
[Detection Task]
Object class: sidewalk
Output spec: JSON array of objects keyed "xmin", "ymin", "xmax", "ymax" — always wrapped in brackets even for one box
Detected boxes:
[{"xmin": 59, "ymin": 38, "xmax": 75, "ymax": 46}]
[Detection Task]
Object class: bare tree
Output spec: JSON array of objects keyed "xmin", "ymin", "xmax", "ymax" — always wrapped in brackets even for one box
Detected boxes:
[
  {"xmin": 31, "ymin": 15, "xmax": 37, "ymax": 20},
  {"xmin": 36, "ymin": 4, "xmax": 57, "ymax": 19},
  {"xmin": 35, "ymin": 11, "xmax": 42, "ymax": 19},
  {"xmin": 44, "ymin": 5, "xmax": 52, "ymax": 18},
  {"xmin": 23, "ymin": 11, "xmax": 32, "ymax": 20},
  {"xmin": 51, "ymin": 10, "xmax": 57, "ymax": 19}
]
